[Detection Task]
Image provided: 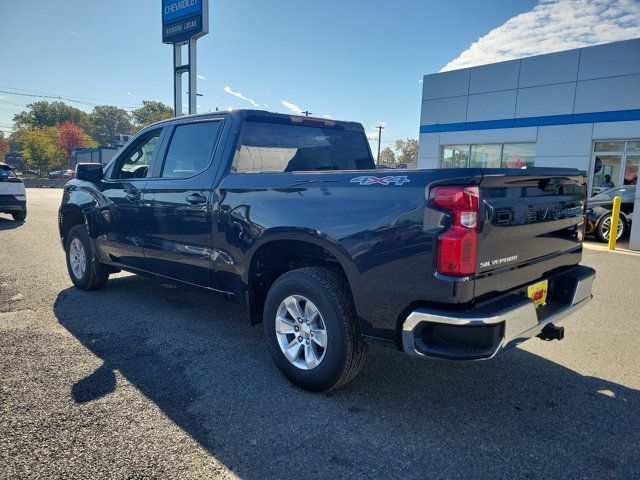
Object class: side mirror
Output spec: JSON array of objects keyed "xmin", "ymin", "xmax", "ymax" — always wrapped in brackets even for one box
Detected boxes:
[{"xmin": 76, "ymin": 163, "xmax": 103, "ymax": 182}]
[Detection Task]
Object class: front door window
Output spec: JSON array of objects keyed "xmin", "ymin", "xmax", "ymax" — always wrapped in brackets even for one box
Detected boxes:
[{"xmin": 112, "ymin": 129, "xmax": 162, "ymax": 179}]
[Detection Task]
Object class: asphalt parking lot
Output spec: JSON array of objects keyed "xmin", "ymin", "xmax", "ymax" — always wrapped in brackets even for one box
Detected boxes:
[{"xmin": 1, "ymin": 189, "xmax": 639, "ymax": 479}]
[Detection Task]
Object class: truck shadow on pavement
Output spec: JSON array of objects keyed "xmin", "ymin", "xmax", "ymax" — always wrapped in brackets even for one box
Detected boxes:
[
  {"xmin": 0, "ymin": 216, "xmax": 24, "ymax": 230},
  {"xmin": 55, "ymin": 275, "xmax": 640, "ymax": 479}
]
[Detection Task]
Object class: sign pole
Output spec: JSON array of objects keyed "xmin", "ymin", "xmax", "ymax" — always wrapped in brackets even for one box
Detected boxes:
[
  {"xmin": 173, "ymin": 43, "xmax": 183, "ymax": 116},
  {"xmin": 188, "ymin": 38, "xmax": 197, "ymax": 115},
  {"xmin": 162, "ymin": 0, "xmax": 209, "ymax": 117}
]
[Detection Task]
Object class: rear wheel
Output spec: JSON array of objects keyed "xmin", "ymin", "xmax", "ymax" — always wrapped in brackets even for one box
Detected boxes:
[
  {"xmin": 65, "ymin": 224, "xmax": 110, "ymax": 290},
  {"xmin": 11, "ymin": 209, "xmax": 26, "ymax": 221},
  {"xmin": 595, "ymin": 214, "xmax": 625, "ymax": 242},
  {"xmin": 263, "ymin": 267, "xmax": 366, "ymax": 392}
]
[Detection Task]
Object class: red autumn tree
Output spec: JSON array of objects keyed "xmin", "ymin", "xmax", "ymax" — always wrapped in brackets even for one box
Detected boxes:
[
  {"xmin": 0, "ymin": 136, "xmax": 9, "ymax": 162},
  {"xmin": 57, "ymin": 121, "xmax": 85, "ymax": 166}
]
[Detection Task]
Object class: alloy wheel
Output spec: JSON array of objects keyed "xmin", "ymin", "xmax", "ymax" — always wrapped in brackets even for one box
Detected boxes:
[
  {"xmin": 69, "ymin": 238, "xmax": 87, "ymax": 280},
  {"xmin": 601, "ymin": 216, "xmax": 624, "ymax": 240},
  {"xmin": 275, "ymin": 295, "xmax": 328, "ymax": 370}
]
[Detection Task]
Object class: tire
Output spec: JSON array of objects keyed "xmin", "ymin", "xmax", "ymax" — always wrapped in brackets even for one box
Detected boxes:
[
  {"xmin": 65, "ymin": 224, "xmax": 110, "ymax": 290},
  {"xmin": 11, "ymin": 209, "xmax": 26, "ymax": 221},
  {"xmin": 263, "ymin": 267, "xmax": 367, "ymax": 392},
  {"xmin": 595, "ymin": 213, "xmax": 625, "ymax": 243}
]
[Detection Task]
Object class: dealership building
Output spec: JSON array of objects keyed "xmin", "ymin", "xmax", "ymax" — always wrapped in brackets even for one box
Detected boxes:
[{"xmin": 417, "ymin": 38, "xmax": 640, "ymax": 248}]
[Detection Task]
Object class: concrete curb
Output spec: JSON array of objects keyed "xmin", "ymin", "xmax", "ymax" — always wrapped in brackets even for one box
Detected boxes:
[{"xmin": 583, "ymin": 242, "xmax": 640, "ymax": 256}]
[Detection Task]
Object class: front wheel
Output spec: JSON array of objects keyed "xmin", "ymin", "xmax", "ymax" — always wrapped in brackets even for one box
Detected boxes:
[
  {"xmin": 65, "ymin": 224, "xmax": 110, "ymax": 290},
  {"xmin": 263, "ymin": 267, "xmax": 366, "ymax": 392},
  {"xmin": 595, "ymin": 214, "xmax": 625, "ymax": 242}
]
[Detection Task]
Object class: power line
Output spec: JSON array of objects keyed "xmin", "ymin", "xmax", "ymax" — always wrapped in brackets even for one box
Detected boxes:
[
  {"xmin": 0, "ymin": 98, "xmax": 28, "ymax": 108},
  {"xmin": 0, "ymin": 84, "xmax": 142, "ymax": 108},
  {"xmin": 0, "ymin": 88, "xmax": 140, "ymax": 111}
]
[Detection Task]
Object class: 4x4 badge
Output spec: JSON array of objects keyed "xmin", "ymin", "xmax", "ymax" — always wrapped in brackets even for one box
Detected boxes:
[{"xmin": 350, "ymin": 175, "xmax": 410, "ymax": 186}]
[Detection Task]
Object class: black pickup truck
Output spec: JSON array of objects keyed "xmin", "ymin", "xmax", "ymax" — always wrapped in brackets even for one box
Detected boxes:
[{"xmin": 59, "ymin": 110, "xmax": 595, "ymax": 391}]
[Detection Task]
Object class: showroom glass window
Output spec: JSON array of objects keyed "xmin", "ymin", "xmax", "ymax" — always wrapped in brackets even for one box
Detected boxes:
[
  {"xmin": 470, "ymin": 144, "xmax": 501, "ymax": 168},
  {"xmin": 591, "ymin": 140, "xmax": 640, "ymax": 194},
  {"xmin": 440, "ymin": 143, "xmax": 535, "ymax": 168},
  {"xmin": 440, "ymin": 145, "xmax": 470, "ymax": 168},
  {"xmin": 502, "ymin": 143, "xmax": 535, "ymax": 168}
]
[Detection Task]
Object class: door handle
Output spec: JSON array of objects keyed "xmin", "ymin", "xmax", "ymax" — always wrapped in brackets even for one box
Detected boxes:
[
  {"xmin": 186, "ymin": 193, "xmax": 207, "ymax": 205},
  {"xmin": 124, "ymin": 188, "xmax": 140, "ymax": 202}
]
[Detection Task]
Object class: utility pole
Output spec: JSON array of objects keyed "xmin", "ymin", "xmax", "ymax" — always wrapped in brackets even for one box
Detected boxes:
[
  {"xmin": 376, "ymin": 125, "xmax": 384, "ymax": 165},
  {"xmin": 301, "ymin": 110, "xmax": 312, "ymax": 117}
]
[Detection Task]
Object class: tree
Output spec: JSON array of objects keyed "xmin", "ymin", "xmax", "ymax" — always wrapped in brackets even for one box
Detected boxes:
[
  {"xmin": 57, "ymin": 122, "xmax": 86, "ymax": 167},
  {"xmin": 19, "ymin": 127, "xmax": 64, "ymax": 175},
  {"xmin": 13, "ymin": 101, "xmax": 92, "ymax": 132},
  {"xmin": 378, "ymin": 147, "xmax": 396, "ymax": 167},
  {"xmin": 0, "ymin": 138, "xmax": 8, "ymax": 162},
  {"xmin": 0, "ymin": 133, "xmax": 8, "ymax": 162},
  {"xmin": 83, "ymin": 133, "xmax": 99, "ymax": 149},
  {"xmin": 394, "ymin": 138, "xmax": 418, "ymax": 167},
  {"xmin": 132, "ymin": 100, "xmax": 173, "ymax": 127},
  {"xmin": 89, "ymin": 105, "xmax": 133, "ymax": 146}
]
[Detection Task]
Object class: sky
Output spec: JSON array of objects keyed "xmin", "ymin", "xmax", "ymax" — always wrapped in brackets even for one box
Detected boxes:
[{"xmin": 1, "ymin": 0, "xmax": 639, "ymax": 152}]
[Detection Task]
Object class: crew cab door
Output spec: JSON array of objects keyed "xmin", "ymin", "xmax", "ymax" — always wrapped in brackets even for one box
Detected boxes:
[
  {"xmin": 140, "ymin": 118, "xmax": 225, "ymax": 287},
  {"xmin": 97, "ymin": 127, "xmax": 165, "ymax": 270}
]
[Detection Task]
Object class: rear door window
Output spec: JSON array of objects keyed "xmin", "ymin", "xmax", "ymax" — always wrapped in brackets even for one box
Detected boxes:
[{"xmin": 160, "ymin": 121, "xmax": 223, "ymax": 178}]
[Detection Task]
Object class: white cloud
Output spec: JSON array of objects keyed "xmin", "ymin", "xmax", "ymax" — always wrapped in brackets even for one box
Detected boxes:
[
  {"xmin": 126, "ymin": 91, "xmax": 132, "ymax": 96},
  {"xmin": 441, "ymin": 0, "xmax": 640, "ymax": 71},
  {"xmin": 366, "ymin": 122, "xmax": 386, "ymax": 141},
  {"xmin": 197, "ymin": 75, "xmax": 206, "ymax": 80},
  {"xmin": 223, "ymin": 86, "xmax": 259, "ymax": 107},
  {"xmin": 281, "ymin": 100, "xmax": 303, "ymax": 114},
  {"xmin": 322, "ymin": 114, "xmax": 333, "ymax": 119},
  {"xmin": 69, "ymin": 31, "xmax": 85, "ymax": 38}
]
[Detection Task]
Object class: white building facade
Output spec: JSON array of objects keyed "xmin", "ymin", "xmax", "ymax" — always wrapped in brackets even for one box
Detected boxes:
[{"xmin": 417, "ymin": 38, "xmax": 640, "ymax": 199}]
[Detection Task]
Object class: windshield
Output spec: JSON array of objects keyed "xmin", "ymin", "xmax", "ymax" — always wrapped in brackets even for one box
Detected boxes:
[
  {"xmin": 232, "ymin": 121, "xmax": 374, "ymax": 173},
  {"xmin": 591, "ymin": 187, "xmax": 636, "ymax": 201}
]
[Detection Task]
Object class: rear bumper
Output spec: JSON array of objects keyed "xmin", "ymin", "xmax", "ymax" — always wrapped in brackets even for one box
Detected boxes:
[
  {"xmin": 0, "ymin": 194, "xmax": 26, "ymax": 212},
  {"xmin": 402, "ymin": 265, "xmax": 595, "ymax": 360}
]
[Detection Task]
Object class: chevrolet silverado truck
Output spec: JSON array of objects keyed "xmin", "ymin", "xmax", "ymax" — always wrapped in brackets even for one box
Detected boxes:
[{"xmin": 59, "ymin": 110, "xmax": 595, "ymax": 392}]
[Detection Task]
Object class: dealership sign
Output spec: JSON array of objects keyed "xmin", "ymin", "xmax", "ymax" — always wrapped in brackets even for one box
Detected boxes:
[{"xmin": 162, "ymin": 0, "xmax": 209, "ymax": 44}]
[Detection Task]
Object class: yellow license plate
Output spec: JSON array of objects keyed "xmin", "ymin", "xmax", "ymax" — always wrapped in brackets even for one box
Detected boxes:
[{"xmin": 527, "ymin": 280, "xmax": 548, "ymax": 307}]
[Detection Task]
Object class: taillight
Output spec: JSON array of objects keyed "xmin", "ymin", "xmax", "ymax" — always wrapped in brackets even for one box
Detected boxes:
[{"xmin": 429, "ymin": 185, "xmax": 479, "ymax": 276}]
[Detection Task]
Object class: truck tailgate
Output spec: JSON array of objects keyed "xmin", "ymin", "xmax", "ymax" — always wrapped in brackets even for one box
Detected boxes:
[{"xmin": 474, "ymin": 169, "xmax": 587, "ymax": 300}]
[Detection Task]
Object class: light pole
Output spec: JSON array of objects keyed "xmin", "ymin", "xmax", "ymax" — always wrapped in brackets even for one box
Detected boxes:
[{"xmin": 376, "ymin": 125, "xmax": 384, "ymax": 165}]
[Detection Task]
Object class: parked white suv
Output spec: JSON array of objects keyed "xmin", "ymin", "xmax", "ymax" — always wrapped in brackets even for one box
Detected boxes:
[{"xmin": 0, "ymin": 163, "xmax": 27, "ymax": 221}]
